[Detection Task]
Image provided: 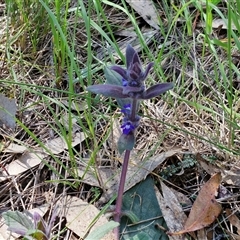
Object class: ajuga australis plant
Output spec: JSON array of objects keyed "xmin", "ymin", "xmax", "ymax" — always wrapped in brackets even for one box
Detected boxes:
[
  {"xmin": 2, "ymin": 208, "xmax": 58, "ymax": 240},
  {"xmin": 87, "ymin": 45, "xmax": 174, "ymax": 239}
]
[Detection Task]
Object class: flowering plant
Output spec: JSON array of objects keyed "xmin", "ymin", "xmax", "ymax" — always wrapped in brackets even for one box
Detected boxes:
[
  {"xmin": 87, "ymin": 45, "xmax": 173, "ymax": 239},
  {"xmin": 2, "ymin": 209, "xmax": 58, "ymax": 240}
]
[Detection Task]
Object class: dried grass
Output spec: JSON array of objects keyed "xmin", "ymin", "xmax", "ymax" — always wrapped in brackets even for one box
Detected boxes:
[{"xmin": 0, "ymin": 0, "xmax": 240, "ymax": 239}]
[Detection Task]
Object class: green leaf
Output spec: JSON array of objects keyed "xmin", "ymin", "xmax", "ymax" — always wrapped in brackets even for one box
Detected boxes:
[
  {"xmin": 209, "ymin": 0, "xmax": 221, "ymax": 5},
  {"xmin": 85, "ymin": 221, "xmax": 119, "ymax": 240},
  {"xmin": 121, "ymin": 210, "xmax": 139, "ymax": 224},
  {"xmin": 104, "ymin": 66, "xmax": 123, "ymax": 86},
  {"xmin": 120, "ymin": 177, "xmax": 168, "ymax": 240},
  {"xmin": 2, "ymin": 211, "xmax": 34, "ymax": 236},
  {"xmin": 118, "ymin": 133, "xmax": 135, "ymax": 154},
  {"xmin": 129, "ymin": 232, "xmax": 149, "ymax": 240},
  {"xmin": 104, "ymin": 66, "xmax": 130, "ymax": 108},
  {"xmin": 26, "ymin": 229, "xmax": 46, "ymax": 240}
]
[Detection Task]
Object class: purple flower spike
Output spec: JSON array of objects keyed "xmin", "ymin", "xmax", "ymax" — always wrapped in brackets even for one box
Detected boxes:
[
  {"xmin": 121, "ymin": 121, "xmax": 135, "ymax": 135},
  {"xmin": 111, "ymin": 45, "xmax": 154, "ymax": 90},
  {"xmin": 87, "ymin": 44, "xmax": 173, "ymax": 103}
]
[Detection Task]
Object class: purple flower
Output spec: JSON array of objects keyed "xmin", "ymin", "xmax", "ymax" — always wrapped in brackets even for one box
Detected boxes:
[
  {"xmin": 122, "ymin": 78, "xmax": 128, "ymax": 87},
  {"xmin": 111, "ymin": 45, "xmax": 154, "ymax": 89},
  {"xmin": 121, "ymin": 104, "xmax": 131, "ymax": 115},
  {"xmin": 121, "ymin": 121, "xmax": 135, "ymax": 135},
  {"xmin": 87, "ymin": 45, "xmax": 174, "ymax": 100}
]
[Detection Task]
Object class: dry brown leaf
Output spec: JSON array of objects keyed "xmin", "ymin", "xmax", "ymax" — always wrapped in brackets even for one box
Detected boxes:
[
  {"xmin": 197, "ymin": 154, "xmax": 240, "ymax": 187},
  {"xmin": 0, "ymin": 151, "xmax": 46, "ymax": 181},
  {"xmin": 60, "ymin": 112, "xmax": 80, "ymax": 133},
  {"xmin": 170, "ymin": 173, "xmax": 222, "ymax": 235},
  {"xmin": 61, "ymin": 99, "xmax": 88, "ymax": 112},
  {"xmin": 77, "ymin": 165, "xmax": 119, "ymax": 191},
  {"xmin": 108, "ymin": 118, "xmax": 121, "ymax": 152},
  {"xmin": 125, "ymin": 148, "xmax": 182, "ymax": 191},
  {"xmin": 126, "ymin": 0, "xmax": 159, "ymax": 29},
  {"xmin": 156, "ymin": 182, "xmax": 188, "ymax": 240},
  {"xmin": 0, "ymin": 93, "xmax": 17, "ymax": 129},
  {"xmin": 45, "ymin": 132, "xmax": 85, "ymax": 154},
  {"xmin": 0, "ymin": 132, "xmax": 85, "ymax": 182},
  {"xmin": 115, "ymin": 27, "xmax": 137, "ymax": 37},
  {"xmin": 60, "ymin": 196, "xmax": 114, "ymax": 240},
  {"xmin": 170, "ymin": 188, "xmax": 192, "ymax": 207},
  {"xmin": 198, "ymin": 18, "xmax": 238, "ymax": 30},
  {"xmin": 223, "ymin": 164, "xmax": 240, "ymax": 187},
  {"xmin": 3, "ymin": 143, "xmax": 27, "ymax": 154},
  {"xmin": 226, "ymin": 208, "xmax": 240, "ymax": 235}
]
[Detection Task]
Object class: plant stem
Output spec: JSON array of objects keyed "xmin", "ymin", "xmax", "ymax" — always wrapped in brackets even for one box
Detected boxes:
[
  {"xmin": 114, "ymin": 98, "xmax": 138, "ymax": 239},
  {"xmin": 130, "ymin": 98, "xmax": 138, "ymax": 121},
  {"xmin": 114, "ymin": 149, "xmax": 131, "ymax": 239}
]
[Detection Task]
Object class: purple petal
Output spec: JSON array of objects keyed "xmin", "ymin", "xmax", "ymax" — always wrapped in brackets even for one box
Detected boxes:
[
  {"xmin": 132, "ymin": 52, "xmax": 141, "ymax": 66},
  {"xmin": 142, "ymin": 62, "xmax": 154, "ymax": 80},
  {"xmin": 111, "ymin": 66, "xmax": 127, "ymax": 80},
  {"xmin": 126, "ymin": 44, "xmax": 137, "ymax": 69},
  {"xmin": 87, "ymin": 84, "xmax": 128, "ymax": 99},
  {"xmin": 121, "ymin": 104, "xmax": 131, "ymax": 114},
  {"xmin": 121, "ymin": 121, "xmax": 135, "ymax": 135},
  {"xmin": 122, "ymin": 78, "xmax": 128, "ymax": 86},
  {"xmin": 141, "ymin": 82, "xmax": 174, "ymax": 99},
  {"xmin": 45, "ymin": 207, "xmax": 58, "ymax": 237}
]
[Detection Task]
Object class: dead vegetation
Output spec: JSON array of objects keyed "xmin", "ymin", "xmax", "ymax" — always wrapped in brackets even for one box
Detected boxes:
[{"xmin": 0, "ymin": 0, "xmax": 240, "ymax": 239}]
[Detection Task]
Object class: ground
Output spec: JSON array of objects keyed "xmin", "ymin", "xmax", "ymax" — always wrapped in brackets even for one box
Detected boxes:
[{"xmin": 0, "ymin": 1, "xmax": 240, "ymax": 240}]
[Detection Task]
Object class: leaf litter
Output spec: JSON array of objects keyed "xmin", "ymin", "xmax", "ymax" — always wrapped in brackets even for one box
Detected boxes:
[
  {"xmin": 170, "ymin": 173, "xmax": 222, "ymax": 235},
  {"xmin": 99, "ymin": 148, "xmax": 182, "ymax": 204},
  {"xmin": 125, "ymin": 0, "xmax": 160, "ymax": 30},
  {"xmin": 0, "ymin": 93, "xmax": 17, "ymax": 129},
  {"xmin": 58, "ymin": 196, "xmax": 115, "ymax": 240},
  {"xmin": 0, "ymin": 132, "xmax": 85, "ymax": 181},
  {"xmin": 1, "ymin": 0, "xmax": 240, "ymax": 239},
  {"xmin": 225, "ymin": 209, "xmax": 240, "ymax": 235},
  {"xmin": 156, "ymin": 182, "xmax": 188, "ymax": 240}
]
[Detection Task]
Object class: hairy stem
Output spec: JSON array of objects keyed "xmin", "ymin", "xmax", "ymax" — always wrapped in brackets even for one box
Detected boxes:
[
  {"xmin": 114, "ymin": 149, "xmax": 131, "ymax": 239},
  {"xmin": 130, "ymin": 98, "xmax": 138, "ymax": 121},
  {"xmin": 114, "ymin": 98, "xmax": 138, "ymax": 239}
]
